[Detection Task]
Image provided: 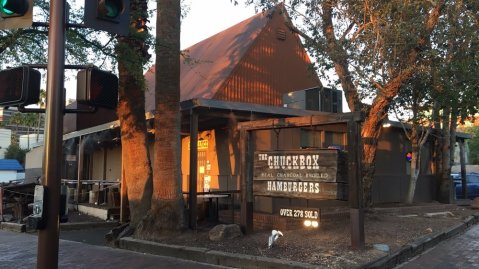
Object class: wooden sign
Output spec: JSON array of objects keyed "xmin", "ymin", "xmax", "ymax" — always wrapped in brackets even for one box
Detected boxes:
[
  {"xmin": 279, "ymin": 207, "xmax": 320, "ymax": 220},
  {"xmin": 253, "ymin": 149, "xmax": 348, "ymax": 200}
]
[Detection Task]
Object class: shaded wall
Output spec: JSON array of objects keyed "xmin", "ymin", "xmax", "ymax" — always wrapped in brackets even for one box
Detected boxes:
[{"xmin": 372, "ymin": 127, "xmax": 436, "ymax": 203}]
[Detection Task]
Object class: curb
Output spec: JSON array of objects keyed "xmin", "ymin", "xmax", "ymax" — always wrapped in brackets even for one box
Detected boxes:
[
  {"xmin": 60, "ymin": 221, "xmax": 120, "ymax": 231},
  {"xmin": 0, "ymin": 221, "xmax": 119, "ymax": 232},
  {"xmin": 119, "ymin": 237, "xmax": 326, "ymax": 269},
  {"xmin": 359, "ymin": 213, "xmax": 479, "ymax": 269},
  {"xmin": 0, "ymin": 222, "xmax": 26, "ymax": 233}
]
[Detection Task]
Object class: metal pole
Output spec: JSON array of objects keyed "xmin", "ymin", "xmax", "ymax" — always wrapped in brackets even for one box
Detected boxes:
[{"xmin": 37, "ymin": 1, "xmax": 66, "ymax": 268}]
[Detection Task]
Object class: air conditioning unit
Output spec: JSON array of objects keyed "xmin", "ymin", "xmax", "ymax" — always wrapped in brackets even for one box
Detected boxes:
[{"xmin": 283, "ymin": 87, "xmax": 343, "ymax": 113}]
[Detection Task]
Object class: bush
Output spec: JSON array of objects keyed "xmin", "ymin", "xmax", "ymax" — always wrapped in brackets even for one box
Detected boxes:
[{"xmin": 4, "ymin": 143, "xmax": 28, "ymax": 166}]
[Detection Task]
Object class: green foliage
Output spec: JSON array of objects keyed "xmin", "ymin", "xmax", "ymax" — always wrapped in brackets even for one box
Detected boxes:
[
  {"xmin": 429, "ymin": 0, "xmax": 479, "ymax": 122},
  {"xmin": 0, "ymin": 1, "xmax": 130, "ymax": 70},
  {"xmin": 4, "ymin": 143, "xmax": 28, "ymax": 166},
  {"xmin": 463, "ymin": 126, "xmax": 479, "ymax": 165}
]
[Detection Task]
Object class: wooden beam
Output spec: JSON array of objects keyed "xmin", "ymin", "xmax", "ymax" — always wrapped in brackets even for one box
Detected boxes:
[
  {"xmin": 76, "ymin": 136, "xmax": 83, "ymax": 204},
  {"xmin": 188, "ymin": 109, "xmax": 199, "ymax": 230},
  {"xmin": 347, "ymin": 114, "xmax": 365, "ymax": 249},
  {"xmin": 459, "ymin": 139, "xmax": 467, "ymax": 198},
  {"xmin": 238, "ymin": 114, "xmax": 352, "ymax": 131},
  {"xmin": 119, "ymin": 162, "xmax": 128, "ymax": 223},
  {"xmin": 240, "ymin": 129, "xmax": 253, "ymax": 233}
]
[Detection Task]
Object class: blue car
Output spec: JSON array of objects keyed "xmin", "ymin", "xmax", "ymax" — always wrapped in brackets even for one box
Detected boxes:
[{"xmin": 453, "ymin": 173, "xmax": 479, "ymax": 200}]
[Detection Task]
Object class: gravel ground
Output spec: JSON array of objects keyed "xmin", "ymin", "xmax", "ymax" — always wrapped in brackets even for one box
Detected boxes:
[
  {"xmin": 147, "ymin": 204, "xmax": 478, "ymax": 269},
  {"xmin": 62, "ymin": 203, "xmax": 478, "ymax": 269}
]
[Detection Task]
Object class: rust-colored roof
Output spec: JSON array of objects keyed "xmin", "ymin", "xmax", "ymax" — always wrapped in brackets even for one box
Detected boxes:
[
  {"xmin": 145, "ymin": 10, "xmax": 269, "ymax": 111},
  {"xmin": 145, "ymin": 5, "xmax": 321, "ymax": 111},
  {"xmin": 180, "ymin": 12, "xmax": 268, "ymax": 100}
]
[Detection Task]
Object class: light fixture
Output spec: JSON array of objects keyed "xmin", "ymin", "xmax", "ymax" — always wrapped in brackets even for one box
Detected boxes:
[{"xmin": 304, "ymin": 219, "xmax": 319, "ymax": 228}]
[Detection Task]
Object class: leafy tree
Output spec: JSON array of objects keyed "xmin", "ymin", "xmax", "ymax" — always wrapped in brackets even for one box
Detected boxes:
[
  {"xmin": 427, "ymin": 0, "xmax": 479, "ymax": 202},
  {"xmin": 393, "ymin": 0, "xmax": 479, "ymax": 202},
  {"xmin": 0, "ymin": 1, "xmax": 117, "ymax": 69},
  {"xmin": 5, "ymin": 143, "xmax": 28, "ymax": 166},
  {"xmin": 249, "ymin": 0, "xmax": 445, "ymax": 206}
]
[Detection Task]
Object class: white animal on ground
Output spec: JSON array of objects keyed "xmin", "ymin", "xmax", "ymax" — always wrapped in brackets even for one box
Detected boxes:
[{"xmin": 268, "ymin": 230, "xmax": 283, "ymax": 248}]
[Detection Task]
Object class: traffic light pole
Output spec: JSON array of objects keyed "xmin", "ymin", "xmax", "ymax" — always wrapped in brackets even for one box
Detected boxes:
[{"xmin": 37, "ymin": 0, "xmax": 66, "ymax": 268}]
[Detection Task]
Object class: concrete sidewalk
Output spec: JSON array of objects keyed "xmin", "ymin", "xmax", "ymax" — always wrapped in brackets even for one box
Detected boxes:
[{"xmin": 0, "ymin": 230, "xmax": 231, "ymax": 269}]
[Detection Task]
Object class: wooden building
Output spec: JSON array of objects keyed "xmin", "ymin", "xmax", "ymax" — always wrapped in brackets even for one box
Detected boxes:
[{"xmin": 25, "ymin": 5, "xmax": 469, "ymax": 229}]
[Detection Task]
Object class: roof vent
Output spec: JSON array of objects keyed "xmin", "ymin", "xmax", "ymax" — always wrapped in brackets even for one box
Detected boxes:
[{"xmin": 276, "ymin": 28, "xmax": 286, "ymax": 41}]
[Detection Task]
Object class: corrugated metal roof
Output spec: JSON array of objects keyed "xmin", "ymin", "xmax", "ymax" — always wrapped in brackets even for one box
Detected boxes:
[
  {"xmin": 0, "ymin": 159, "xmax": 24, "ymax": 171},
  {"xmin": 144, "ymin": 7, "xmax": 277, "ymax": 112},
  {"xmin": 179, "ymin": 12, "xmax": 268, "ymax": 101}
]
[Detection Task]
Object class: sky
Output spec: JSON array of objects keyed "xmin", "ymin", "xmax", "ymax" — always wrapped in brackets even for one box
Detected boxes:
[
  {"xmin": 180, "ymin": 1, "xmax": 257, "ymax": 49},
  {"xmin": 63, "ymin": 1, "xmax": 257, "ymax": 100}
]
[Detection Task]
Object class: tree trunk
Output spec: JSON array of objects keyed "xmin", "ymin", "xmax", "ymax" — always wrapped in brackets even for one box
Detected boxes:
[
  {"xmin": 116, "ymin": 0, "xmax": 153, "ymax": 228},
  {"xmin": 136, "ymin": 0, "xmax": 184, "ymax": 239},
  {"xmin": 405, "ymin": 125, "xmax": 430, "ymax": 205},
  {"xmin": 361, "ymin": 71, "xmax": 415, "ymax": 206}
]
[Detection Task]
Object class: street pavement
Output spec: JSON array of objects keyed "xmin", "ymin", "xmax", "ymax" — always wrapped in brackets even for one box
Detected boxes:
[
  {"xmin": 0, "ymin": 229, "xmax": 232, "ymax": 269},
  {"xmin": 396, "ymin": 224, "xmax": 479, "ymax": 269}
]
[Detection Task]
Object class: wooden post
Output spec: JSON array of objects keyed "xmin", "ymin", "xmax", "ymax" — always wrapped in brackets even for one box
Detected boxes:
[
  {"xmin": 347, "ymin": 112, "xmax": 364, "ymax": 249},
  {"xmin": 76, "ymin": 136, "xmax": 83, "ymax": 203},
  {"xmin": 120, "ymin": 161, "xmax": 128, "ymax": 223},
  {"xmin": 240, "ymin": 129, "xmax": 253, "ymax": 233},
  {"xmin": 189, "ymin": 109, "xmax": 198, "ymax": 229},
  {"xmin": 0, "ymin": 187, "xmax": 3, "ymax": 221},
  {"xmin": 459, "ymin": 139, "xmax": 467, "ymax": 198}
]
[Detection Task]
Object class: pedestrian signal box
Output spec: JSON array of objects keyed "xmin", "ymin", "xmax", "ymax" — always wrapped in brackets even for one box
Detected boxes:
[
  {"xmin": 77, "ymin": 67, "xmax": 119, "ymax": 109},
  {"xmin": 0, "ymin": 66, "xmax": 41, "ymax": 106}
]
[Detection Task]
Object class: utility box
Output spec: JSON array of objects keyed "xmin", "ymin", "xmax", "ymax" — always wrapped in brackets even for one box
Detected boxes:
[{"xmin": 283, "ymin": 87, "xmax": 343, "ymax": 113}]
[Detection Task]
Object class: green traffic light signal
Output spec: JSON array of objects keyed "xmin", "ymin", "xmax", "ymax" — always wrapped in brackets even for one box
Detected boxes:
[
  {"xmin": 0, "ymin": 0, "xmax": 28, "ymax": 16},
  {"xmin": 0, "ymin": 0, "xmax": 32, "ymax": 29},
  {"xmin": 84, "ymin": 0, "xmax": 129, "ymax": 35},
  {"xmin": 98, "ymin": 0, "xmax": 123, "ymax": 19}
]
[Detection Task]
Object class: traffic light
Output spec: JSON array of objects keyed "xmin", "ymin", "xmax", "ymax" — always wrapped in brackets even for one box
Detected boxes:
[
  {"xmin": 0, "ymin": 0, "xmax": 33, "ymax": 29},
  {"xmin": 0, "ymin": 66, "xmax": 40, "ymax": 106},
  {"xmin": 77, "ymin": 67, "xmax": 118, "ymax": 109},
  {"xmin": 84, "ymin": 0, "xmax": 130, "ymax": 35}
]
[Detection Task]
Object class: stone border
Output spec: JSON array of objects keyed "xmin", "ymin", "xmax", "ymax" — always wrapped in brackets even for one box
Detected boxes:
[
  {"xmin": 0, "ymin": 222, "xmax": 26, "ymax": 233},
  {"xmin": 359, "ymin": 213, "xmax": 479, "ymax": 269},
  {"xmin": 119, "ymin": 237, "xmax": 326, "ymax": 269},
  {"xmin": 0, "ymin": 221, "xmax": 119, "ymax": 232},
  {"xmin": 60, "ymin": 221, "xmax": 119, "ymax": 231}
]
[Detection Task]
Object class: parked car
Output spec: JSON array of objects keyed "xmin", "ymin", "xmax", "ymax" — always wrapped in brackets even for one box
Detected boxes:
[{"xmin": 453, "ymin": 172, "xmax": 479, "ymax": 199}]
